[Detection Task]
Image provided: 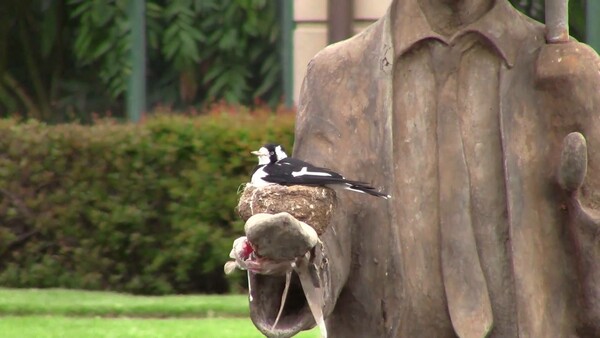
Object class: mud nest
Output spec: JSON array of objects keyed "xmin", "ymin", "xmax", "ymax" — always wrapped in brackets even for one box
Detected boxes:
[{"xmin": 237, "ymin": 184, "xmax": 336, "ymax": 235}]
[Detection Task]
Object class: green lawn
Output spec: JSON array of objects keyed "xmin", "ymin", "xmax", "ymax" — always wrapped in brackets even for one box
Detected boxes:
[
  {"xmin": 0, "ymin": 316, "xmax": 318, "ymax": 338},
  {"xmin": 0, "ymin": 288, "xmax": 248, "ymax": 317},
  {"xmin": 0, "ymin": 288, "xmax": 319, "ymax": 337}
]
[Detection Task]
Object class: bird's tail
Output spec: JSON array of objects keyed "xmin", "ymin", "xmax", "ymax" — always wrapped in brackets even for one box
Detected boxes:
[{"xmin": 342, "ymin": 182, "xmax": 391, "ymax": 199}]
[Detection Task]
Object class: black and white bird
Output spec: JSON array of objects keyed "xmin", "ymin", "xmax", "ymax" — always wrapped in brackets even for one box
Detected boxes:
[{"xmin": 250, "ymin": 143, "xmax": 390, "ymax": 199}]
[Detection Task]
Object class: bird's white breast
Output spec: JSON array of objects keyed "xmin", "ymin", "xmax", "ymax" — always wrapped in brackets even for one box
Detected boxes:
[{"xmin": 251, "ymin": 166, "xmax": 273, "ymax": 187}]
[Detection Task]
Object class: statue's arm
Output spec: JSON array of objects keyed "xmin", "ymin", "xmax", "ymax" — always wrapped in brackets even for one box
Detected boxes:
[
  {"xmin": 565, "ymin": 44, "xmax": 600, "ymax": 334},
  {"xmin": 247, "ymin": 55, "xmax": 352, "ymax": 337},
  {"xmin": 539, "ymin": 40, "xmax": 600, "ymax": 334}
]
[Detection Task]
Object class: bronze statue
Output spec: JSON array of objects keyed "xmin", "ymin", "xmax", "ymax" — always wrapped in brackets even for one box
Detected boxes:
[{"xmin": 231, "ymin": 0, "xmax": 600, "ymax": 336}]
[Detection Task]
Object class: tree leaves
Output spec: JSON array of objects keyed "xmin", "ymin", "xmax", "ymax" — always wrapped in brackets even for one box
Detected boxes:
[
  {"xmin": 0, "ymin": 0, "xmax": 593, "ymax": 119},
  {"xmin": 192, "ymin": 0, "xmax": 281, "ymax": 106},
  {"xmin": 70, "ymin": 0, "xmax": 131, "ymax": 99},
  {"xmin": 66, "ymin": 0, "xmax": 281, "ymax": 107},
  {"xmin": 162, "ymin": 0, "xmax": 205, "ymax": 69}
]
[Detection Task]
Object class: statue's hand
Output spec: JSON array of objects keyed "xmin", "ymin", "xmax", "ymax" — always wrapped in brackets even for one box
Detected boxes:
[
  {"xmin": 225, "ymin": 213, "xmax": 319, "ymax": 276},
  {"xmin": 225, "ymin": 185, "xmax": 333, "ymax": 337},
  {"xmin": 227, "ymin": 184, "xmax": 335, "ymax": 276},
  {"xmin": 557, "ymin": 132, "xmax": 600, "ymax": 335},
  {"xmin": 556, "ymin": 132, "xmax": 599, "ymax": 235},
  {"xmin": 225, "ymin": 212, "xmax": 327, "ymax": 338},
  {"xmin": 558, "ymin": 132, "xmax": 588, "ymax": 193}
]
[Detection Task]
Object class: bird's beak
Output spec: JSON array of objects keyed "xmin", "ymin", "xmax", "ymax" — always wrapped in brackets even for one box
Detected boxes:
[{"xmin": 251, "ymin": 150, "xmax": 261, "ymax": 156}]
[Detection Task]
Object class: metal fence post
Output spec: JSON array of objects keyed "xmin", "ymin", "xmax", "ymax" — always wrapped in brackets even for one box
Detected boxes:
[
  {"xmin": 280, "ymin": 0, "xmax": 294, "ymax": 108},
  {"xmin": 127, "ymin": 0, "xmax": 146, "ymax": 122}
]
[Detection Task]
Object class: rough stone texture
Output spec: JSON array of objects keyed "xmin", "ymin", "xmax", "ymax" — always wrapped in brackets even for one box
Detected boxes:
[
  {"xmin": 245, "ymin": 213, "xmax": 318, "ymax": 260},
  {"xmin": 246, "ymin": 1, "xmax": 600, "ymax": 337},
  {"xmin": 237, "ymin": 184, "xmax": 336, "ymax": 235}
]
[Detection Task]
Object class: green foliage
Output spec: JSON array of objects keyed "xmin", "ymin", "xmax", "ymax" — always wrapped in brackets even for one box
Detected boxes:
[
  {"xmin": 68, "ymin": 0, "xmax": 281, "ymax": 106},
  {"xmin": 0, "ymin": 0, "xmax": 282, "ymax": 120},
  {"xmin": 1, "ymin": 0, "xmax": 591, "ymax": 120},
  {"xmin": 195, "ymin": 0, "xmax": 281, "ymax": 103},
  {"xmin": 0, "ymin": 108, "xmax": 295, "ymax": 294},
  {"xmin": 69, "ymin": 0, "xmax": 131, "ymax": 99}
]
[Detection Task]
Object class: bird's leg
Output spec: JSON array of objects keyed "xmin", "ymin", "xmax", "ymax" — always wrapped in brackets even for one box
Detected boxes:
[{"xmin": 272, "ymin": 269, "xmax": 292, "ymax": 330}]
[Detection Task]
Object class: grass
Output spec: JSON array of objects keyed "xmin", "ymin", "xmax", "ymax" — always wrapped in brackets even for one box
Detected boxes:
[
  {"xmin": 0, "ymin": 316, "xmax": 319, "ymax": 338},
  {"xmin": 0, "ymin": 288, "xmax": 249, "ymax": 317},
  {"xmin": 0, "ymin": 288, "xmax": 320, "ymax": 337}
]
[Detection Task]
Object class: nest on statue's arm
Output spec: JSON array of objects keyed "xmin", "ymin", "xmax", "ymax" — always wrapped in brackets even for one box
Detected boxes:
[{"xmin": 236, "ymin": 184, "xmax": 337, "ymax": 236}]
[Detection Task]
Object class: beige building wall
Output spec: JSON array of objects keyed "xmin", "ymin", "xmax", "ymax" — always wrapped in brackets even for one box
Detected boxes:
[{"xmin": 293, "ymin": 0, "xmax": 392, "ymax": 103}]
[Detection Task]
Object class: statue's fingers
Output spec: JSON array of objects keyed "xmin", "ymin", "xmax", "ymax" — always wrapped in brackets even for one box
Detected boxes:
[
  {"xmin": 224, "ymin": 261, "xmax": 239, "ymax": 275},
  {"xmin": 558, "ymin": 132, "xmax": 588, "ymax": 192},
  {"xmin": 245, "ymin": 258, "xmax": 293, "ymax": 275}
]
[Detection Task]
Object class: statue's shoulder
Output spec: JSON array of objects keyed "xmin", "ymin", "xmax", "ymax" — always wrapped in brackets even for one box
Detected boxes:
[
  {"xmin": 297, "ymin": 18, "xmax": 387, "ymax": 123},
  {"xmin": 509, "ymin": 3, "xmax": 600, "ymax": 83},
  {"xmin": 306, "ymin": 17, "xmax": 387, "ymax": 78},
  {"xmin": 504, "ymin": 7, "xmax": 599, "ymax": 83},
  {"xmin": 536, "ymin": 42, "xmax": 600, "ymax": 84}
]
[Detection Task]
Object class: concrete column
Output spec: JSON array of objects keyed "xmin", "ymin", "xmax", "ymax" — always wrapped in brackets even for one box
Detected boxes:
[{"xmin": 293, "ymin": 0, "xmax": 391, "ymax": 103}]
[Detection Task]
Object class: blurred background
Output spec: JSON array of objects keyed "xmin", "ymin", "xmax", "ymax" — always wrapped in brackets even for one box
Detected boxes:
[
  {"xmin": 1, "ymin": 0, "xmax": 286, "ymax": 122},
  {"xmin": 0, "ymin": 0, "xmax": 597, "ymax": 123},
  {"xmin": 0, "ymin": 1, "xmax": 598, "ymax": 337}
]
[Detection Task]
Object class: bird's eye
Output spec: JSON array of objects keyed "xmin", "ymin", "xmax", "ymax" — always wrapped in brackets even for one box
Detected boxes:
[{"xmin": 269, "ymin": 151, "xmax": 274, "ymax": 155}]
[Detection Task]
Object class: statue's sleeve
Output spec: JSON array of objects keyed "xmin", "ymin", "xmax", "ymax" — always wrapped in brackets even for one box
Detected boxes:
[
  {"xmin": 538, "ymin": 41, "xmax": 600, "ymax": 334},
  {"xmin": 248, "ymin": 55, "xmax": 352, "ymax": 337},
  {"xmin": 568, "ymin": 42, "xmax": 600, "ymax": 334},
  {"xmin": 537, "ymin": 42, "xmax": 600, "ymax": 191},
  {"xmin": 571, "ymin": 45, "xmax": 600, "ymax": 205}
]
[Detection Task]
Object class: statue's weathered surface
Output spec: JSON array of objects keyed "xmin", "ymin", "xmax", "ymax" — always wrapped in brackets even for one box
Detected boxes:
[{"xmin": 237, "ymin": 0, "xmax": 600, "ymax": 336}]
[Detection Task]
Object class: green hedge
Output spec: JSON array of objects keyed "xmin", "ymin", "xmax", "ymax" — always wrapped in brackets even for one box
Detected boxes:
[{"xmin": 0, "ymin": 112, "xmax": 295, "ymax": 294}]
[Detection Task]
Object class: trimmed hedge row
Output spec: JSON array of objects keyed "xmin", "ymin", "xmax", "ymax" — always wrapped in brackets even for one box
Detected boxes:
[{"xmin": 0, "ymin": 112, "xmax": 295, "ymax": 294}]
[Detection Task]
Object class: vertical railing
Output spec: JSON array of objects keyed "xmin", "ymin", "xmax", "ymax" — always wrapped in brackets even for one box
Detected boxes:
[
  {"xmin": 127, "ymin": 0, "xmax": 146, "ymax": 122},
  {"xmin": 327, "ymin": 0, "xmax": 353, "ymax": 44},
  {"xmin": 280, "ymin": 0, "xmax": 294, "ymax": 108}
]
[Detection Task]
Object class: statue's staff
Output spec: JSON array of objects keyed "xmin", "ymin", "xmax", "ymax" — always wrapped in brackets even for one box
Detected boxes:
[{"xmin": 545, "ymin": 0, "xmax": 569, "ymax": 43}]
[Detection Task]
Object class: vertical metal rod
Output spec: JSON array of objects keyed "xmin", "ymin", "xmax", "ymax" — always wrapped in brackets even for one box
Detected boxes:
[
  {"xmin": 327, "ymin": 0, "xmax": 353, "ymax": 44},
  {"xmin": 127, "ymin": 0, "xmax": 146, "ymax": 122},
  {"xmin": 545, "ymin": 0, "xmax": 569, "ymax": 43},
  {"xmin": 586, "ymin": 0, "xmax": 600, "ymax": 53},
  {"xmin": 280, "ymin": 0, "xmax": 294, "ymax": 108}
]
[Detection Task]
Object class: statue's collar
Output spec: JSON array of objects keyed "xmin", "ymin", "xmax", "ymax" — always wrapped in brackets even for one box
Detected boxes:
[{"xmin": 391, "ymin": 0, "xmax": 522, "ymax": 67}]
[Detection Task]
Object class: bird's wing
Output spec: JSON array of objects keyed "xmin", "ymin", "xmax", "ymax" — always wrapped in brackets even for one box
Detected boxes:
[{"xmin": 262, "ymin": 158, "xmax": 371, "ymax": 186}]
